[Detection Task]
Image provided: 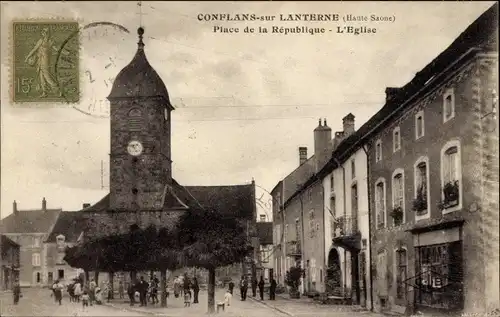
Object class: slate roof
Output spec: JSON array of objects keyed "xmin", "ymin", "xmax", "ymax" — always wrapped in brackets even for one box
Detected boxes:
[
  {"xmin": 45, "ymin": 211, "xmax": 87, "ymax": 243},
  {"xmin": 108, "ymin": 28, "xmax": 173, "ymax": 110},
  {"xmin": 79, "ymin": 179, "xmax": 256, "ymax": 239},
  {"xmin": 1, "ymin": 234, "xmax": 20, "ymax": 248},
  {"xmin": 284, "ymin": 2, "xmax": 498, "ymax": 205},
  {"xmin": 256, "ymin": 222, "xmax": 273, "ymax": 245},
  {"xmin": 282, "ymin": 156, "xmax": 316, "ymax": 203},
  {"xmin": 0, "ymin": 208, "xmax": 61, "ymax": 234},
  {"xmin": 184, "ymin": 183, "xmax": 256, "ymax": 220}
]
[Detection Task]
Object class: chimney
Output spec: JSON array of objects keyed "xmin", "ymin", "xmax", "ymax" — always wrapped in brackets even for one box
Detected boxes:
[
  {"xmin": 299, "ymin": 147, "xmax": 308, "ymax": 165},
  {"xmin": 314, "ymin": 118, "xmax": 332, "ymax": 156},
  {"xmin": 13, "ymin": 200, "xmax": 18, "ymax": 215},
  {"xmin": 385, "ymin": 87, "xmax": 401, "ymax": 102},
  {"xmin": 342, "ymin": 113, "xmax": 355, "ymax": 137},
  {"xmin": 82, "ymin": 203, "xmax": 91, "ymax": 209},
  {"xmin": 42, "ymin": 197, "xmax": 47, "ymax": 211}
]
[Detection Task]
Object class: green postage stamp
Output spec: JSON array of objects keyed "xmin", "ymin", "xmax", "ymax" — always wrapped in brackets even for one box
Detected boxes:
[{"xmin": 12, "ymin": 21, "xmax": 80, "ymax": 103}]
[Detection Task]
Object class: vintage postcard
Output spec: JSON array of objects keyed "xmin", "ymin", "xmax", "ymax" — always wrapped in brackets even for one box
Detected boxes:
[{"xmin": 0, "ymin": 2, "xmax": 498, "ymax": 317}]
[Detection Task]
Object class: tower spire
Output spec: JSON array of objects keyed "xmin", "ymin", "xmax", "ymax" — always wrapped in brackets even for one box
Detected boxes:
[{"xmin": 137, "ymin": 26, "xmax": 145, "ymax": 50}]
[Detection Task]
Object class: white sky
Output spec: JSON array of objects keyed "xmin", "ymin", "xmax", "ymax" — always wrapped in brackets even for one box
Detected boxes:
[{"xmin": 0, "ymin": 1, "xmax": 495, "ymax": 219}]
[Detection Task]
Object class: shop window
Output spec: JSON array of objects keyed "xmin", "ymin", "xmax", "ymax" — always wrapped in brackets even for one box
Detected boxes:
[{"xmin": 414, "ymin": 242, "xmax": 463, "ymax": 310}]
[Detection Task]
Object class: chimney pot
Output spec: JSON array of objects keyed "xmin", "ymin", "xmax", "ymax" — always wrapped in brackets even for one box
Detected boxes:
[
  {"xmin": 324, "ymin": 119, "xmax": 328, "ymax": 126},
  {"xmin": 82, "ymin": 203, "xmax": 91, "ymax": 209},
  {"xmin": 318, "ymin": 118, "xmax": 322, "ymax": 126},
  {"xmin": 42, "ymin": 197, "xmax": 47, "ymax": 211},
  {"xmin": 385, "ymin": 87, "xmax": 401, "ymax": 102},
  {"xmin": 299, "ymin": 147, "xmax": 308, "ymax": 165},
  {"xmin": 342, "ymin": 113, "xmax": 355, "ymax": 136},
  {"xmin": 13, "ymin": 200, "xmax": 18, "ymax": 214}
]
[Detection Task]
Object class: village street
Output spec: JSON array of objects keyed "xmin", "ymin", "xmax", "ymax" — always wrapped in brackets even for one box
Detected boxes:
[{"xmin": 0, "ymin": 288, "xmax": 384, "ymax": 317}]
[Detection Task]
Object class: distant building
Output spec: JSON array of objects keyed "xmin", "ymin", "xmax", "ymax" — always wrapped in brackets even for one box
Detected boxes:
[
  {"xmin": 44, "ymin": 210, "xmax": 87, "ymax": 285},
  {"xmin": 316, "ymin": 113, "xmax": 373, "ymax": 308},
  {"xmin": 272, "ymin": 119, "xmax": 332, "ymax": 294},
  {"xmin": 1, "ymin": 234, "xmax": 20, "ymax": 290},
  {"xmin": 0, "ymin": 198, "xmax": 61, "ymax": 287},
  {"xmin": 256, "ymin": 221, "xmax": 273, "ymax": 281}
]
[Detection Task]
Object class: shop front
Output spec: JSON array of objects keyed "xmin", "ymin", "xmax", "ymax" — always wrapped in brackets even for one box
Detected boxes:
[{"xmin": 409, "ymin": 223, "xmax": 464, "ymax": 314}]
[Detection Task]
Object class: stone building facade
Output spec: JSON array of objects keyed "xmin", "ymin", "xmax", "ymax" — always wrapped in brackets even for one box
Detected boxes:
[
  {"xmin": 0, "ymin": 199, "xmax": 61, "ymax": 287},
  {"xmin": 366, "ymin": 5, "xmax": 498, "ymax": 315},
  {"xmin": 1, "ymin": 235, "xmax": 20, "ymax": 290}
]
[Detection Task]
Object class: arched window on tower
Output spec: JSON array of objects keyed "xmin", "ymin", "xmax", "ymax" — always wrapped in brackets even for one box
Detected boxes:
[{"xmin": 128, "ymin": 108, "xmax": 142, "ymax": 131}]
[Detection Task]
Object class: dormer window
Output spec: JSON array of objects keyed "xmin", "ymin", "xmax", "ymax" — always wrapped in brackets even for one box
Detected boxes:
[{"xmin": 56, "ymin": 235, "xmax": 66, "ymax": 248}]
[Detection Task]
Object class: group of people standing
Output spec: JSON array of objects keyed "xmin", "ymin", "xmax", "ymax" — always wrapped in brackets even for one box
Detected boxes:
[
  {"xmin": 127, "ymin": 275, "xmax": 158, "ymax": 306},
  {"xmin": 173, "ymin": 274, "xmax": 200, "ymax": 306},
  {"xmin": 235, "ymin": 275, "xmax": 277, "ymax": 301}
]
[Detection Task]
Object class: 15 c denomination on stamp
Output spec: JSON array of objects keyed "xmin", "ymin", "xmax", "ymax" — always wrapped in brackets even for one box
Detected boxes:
[{"xmin": 12, "ymin": 21, "xmax": 79, "ymax": 103}]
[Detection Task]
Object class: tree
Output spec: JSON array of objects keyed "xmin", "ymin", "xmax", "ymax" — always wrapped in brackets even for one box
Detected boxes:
[
  {"xmin": 285, "ymin": 266, "xmax": 305, "ymax": 298},
  {"xmin": 64, "ymin": 224, "xmax": 184, "ymax": 307},
  {"xmin": 176, "ymin": 208, "xmax": 253, "ymax": 313}
]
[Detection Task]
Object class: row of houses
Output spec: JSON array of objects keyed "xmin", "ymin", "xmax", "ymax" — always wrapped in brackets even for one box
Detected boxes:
[
  {"xmin": 0, "ymin": 195, "xmax": 275, "ymax": 289},
  {"xmin": 0, "ymin": 198, "xmax": 86, "ymax": 287},
  {"xmin": 271, "ymin": 3, "xmax": 498, "ymax": 316}
]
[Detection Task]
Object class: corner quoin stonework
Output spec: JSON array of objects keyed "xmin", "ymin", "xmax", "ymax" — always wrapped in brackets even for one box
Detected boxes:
[{"xmin": 12, "ymin": 21, "xmax": 79, "ymax": 103}]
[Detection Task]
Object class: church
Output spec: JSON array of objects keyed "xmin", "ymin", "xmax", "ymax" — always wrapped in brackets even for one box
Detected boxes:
[{"xmin": 76, "ymin": 27, "xmax": 258, "ymax": 282}]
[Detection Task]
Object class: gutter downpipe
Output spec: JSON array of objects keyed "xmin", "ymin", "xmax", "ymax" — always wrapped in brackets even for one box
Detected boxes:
[
  {"xmin": 332, "ymin": 156, "xmax": 347, "ymax": 297},
  {"xmin": 362, "ymin": 144, "xmax": 374, "ymax": 312}
]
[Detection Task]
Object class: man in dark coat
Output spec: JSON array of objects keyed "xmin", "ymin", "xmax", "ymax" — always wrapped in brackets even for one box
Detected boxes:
[
  {"xmin": 239, "ymin": 276, "xmax": 248, "ymax": 301},
  {"xmin": 258, "ymin": 276, "xmax": 265, "ymax": 300},
  {"xmin": 251, "ymin": 278, "xmax": 257, "ymax": 297},
  {"xmin": 269, "ymin": 277, "xmax": 277, "ymax": 300},
  {"xmin": 228, "ymin": 279, "xmax": 235, "ymax": 295},
  {"xmin": 138, "ymin": 276, "xmax": 149, "ymax": 307},
  {"xmin": 13, "ymin": 279, "xmax": 21, "ymax": 305},
  {"xmin": 192, "ymin": 277, "xmax": 200, "ymax": 304},
  {"xmin": 127, "ymin": 282, "xmax": 135, "ymax": 306}
]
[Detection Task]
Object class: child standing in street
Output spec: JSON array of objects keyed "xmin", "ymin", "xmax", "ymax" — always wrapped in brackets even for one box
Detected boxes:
[
  {"xmin": 224, "ymin": 289, "xmax": 232, "ymax": 307},
  {"xmin": 81, "ymin": 291, "xmax": 90, "ymax": 310},
  {"xmin": 183, "ymin": 290, "xmax": 192, "ymax": 307}
]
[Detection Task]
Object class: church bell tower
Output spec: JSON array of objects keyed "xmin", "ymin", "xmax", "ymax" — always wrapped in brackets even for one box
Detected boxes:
[{"xmin": 107, "ymin": 27, "xmax": 175, "ymax": 211}]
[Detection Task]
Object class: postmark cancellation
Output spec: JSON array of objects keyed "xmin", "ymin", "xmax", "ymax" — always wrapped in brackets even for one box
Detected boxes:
[{"xmin": 11, "ymin": 20, "xmax": 80, "ymax": 103}]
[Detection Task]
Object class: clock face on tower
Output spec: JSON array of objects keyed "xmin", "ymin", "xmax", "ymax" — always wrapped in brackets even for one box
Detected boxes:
[{"xmin": 127, "ymin": 140, "xmax": 143, "ymax": 156}]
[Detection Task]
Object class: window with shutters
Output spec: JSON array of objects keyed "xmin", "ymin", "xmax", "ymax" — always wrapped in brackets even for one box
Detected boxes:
[
  {"xmin": 351, "ymin": 160, "xmax": 356, "ymax": 179},
  {"xmin": 375, "ymin": 140, "xmax": 383, "ymax": 162},
  {"xmin": 32, "ymin": 253, "xmax": 41, "ymax": 267},
  {"xmin": 415, "ymin": 110, "xmax": 425, "ymax": 139},
  {"xmin": 375, "ymin": 179, "xmax": 386, "ymax": 228},
  {"xmin": 392, "ymin": 169, "xmax": 405, "ymax": 226},
  {"xmin": 443, "ymin": 88, "xmax": 455, "ymax": 123},
  {"xmin": 396, "ymin": 249, "xmax": 407, "ymax": 300},
  {"xmin": 440, "ymin": 141, "xmax": 462, "ymax": 213},
  {"xmin": 414, "ymin": 157, "xmax": 429, "ymax": 217},
  {"xmin": 393, "ymin": 127, "xmax": 401, "ymax": 152}
]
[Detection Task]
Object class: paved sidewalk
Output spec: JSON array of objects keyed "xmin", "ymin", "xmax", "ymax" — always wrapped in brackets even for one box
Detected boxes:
[
  {"xmin": 247, "ymin": 293, "xmax": 382, "ymax": 317},
  {"xmin": 103, "ymin": 289, "xmax": 288, "ymax": 317}
]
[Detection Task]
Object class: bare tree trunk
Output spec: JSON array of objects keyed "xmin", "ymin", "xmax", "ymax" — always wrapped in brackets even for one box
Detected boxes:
[
  {"xmin": 84, "ymin": 270, "xmax": 90, "ymax": 285},
  {"xmin": 207, "ymin": 267, "xmax": 216, "ymax": 313},
  {"xmin": 130, "ymin": 271, "xmax": 137, "ymax": 284},
  {"xmin": 109, "ymin": 272, "xmax": 114, "ymax": 299},
  {"xmin": 94, "ymin": 271, "xmax": 99, "ymax": 284},
  {"xmin": 160, "ymin": 270, "xmax": 167, "ymax": 307}
]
